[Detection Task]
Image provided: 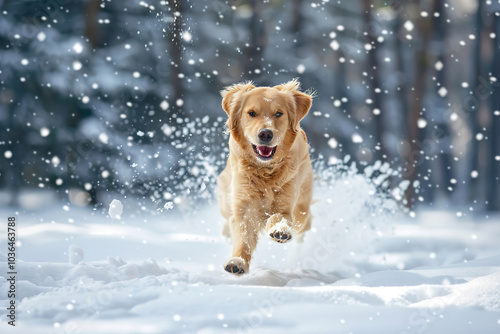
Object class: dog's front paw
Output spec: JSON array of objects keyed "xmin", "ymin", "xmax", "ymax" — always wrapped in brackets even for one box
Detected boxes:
[
  {"xmin": 266, "ymin": 214, "xmax": 293, "ymax": 243},
  {"xmin": 269, "ymin": 230, "xmax": 292, "ymax": 243},
  {"xmin": 224, "ymin": 257, "xmax": 249, "ymax": 275}
]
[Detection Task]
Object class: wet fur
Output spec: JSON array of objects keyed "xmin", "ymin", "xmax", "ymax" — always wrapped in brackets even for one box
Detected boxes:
[{"xmin": 218, "ymin": 79, "xmax": 314, "ymax": 275}]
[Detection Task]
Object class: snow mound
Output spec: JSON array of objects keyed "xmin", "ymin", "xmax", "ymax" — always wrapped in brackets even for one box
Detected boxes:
[{"xmin": 1, "ymin": 161, "xmax": 499, "ymax": 333}]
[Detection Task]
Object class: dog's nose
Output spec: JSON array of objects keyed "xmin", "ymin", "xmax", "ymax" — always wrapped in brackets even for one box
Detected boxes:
[{"xmin": 258, "ymin": 129, "xmax": 274, "ymax": 144}]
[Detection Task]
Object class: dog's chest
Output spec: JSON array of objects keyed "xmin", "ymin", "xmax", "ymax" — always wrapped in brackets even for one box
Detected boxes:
[{"xmin": 259, "ymin": 186, "xmax": 282, "ymax": 201}]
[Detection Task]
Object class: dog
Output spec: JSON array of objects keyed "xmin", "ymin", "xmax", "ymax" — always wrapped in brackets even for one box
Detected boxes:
[{"xmin": 217, "ymin": 79, "xmax": 314, "ymax": 275}]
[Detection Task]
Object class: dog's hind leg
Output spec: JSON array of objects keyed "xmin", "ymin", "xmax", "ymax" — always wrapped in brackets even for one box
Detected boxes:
[
  {"xmin": 293, "ymin": 208, "xmax": 312, "ymax": 242},
  {"xmin": 291, "ymin": 172, "xmax": 313, "ymax": 241},
  {"xmin": 222, "ymin": 219, "xmax": 231, "ymax": 238}
]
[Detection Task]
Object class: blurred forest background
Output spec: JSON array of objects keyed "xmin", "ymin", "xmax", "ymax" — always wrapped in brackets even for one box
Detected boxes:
[{"xmin": 0, "ymin": 0, "xmax": 499, "ymax": 212}]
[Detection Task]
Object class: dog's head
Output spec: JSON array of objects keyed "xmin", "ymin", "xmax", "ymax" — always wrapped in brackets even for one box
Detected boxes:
[{"xmin": 221, "ymin": 79, "xmax": 313, "ymax": 164}]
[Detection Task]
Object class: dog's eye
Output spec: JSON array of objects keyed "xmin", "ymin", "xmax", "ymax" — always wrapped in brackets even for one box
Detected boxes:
[
  {"xmin": 275, "ymin": 111, "xmax": 283, "ymax": 118},
  {"xmin": 248, "ymin": 111, "xmax": 256, "ymax": 117}
]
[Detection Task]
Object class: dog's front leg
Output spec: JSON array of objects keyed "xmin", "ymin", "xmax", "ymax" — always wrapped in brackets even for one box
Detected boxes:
[
  {"xmin": 223, "ymin": 206, "xmax": 261, "ymax": 275},
  {"xmin": 266, "ymin": 183, "xmax": 297, "ymax": 243}
]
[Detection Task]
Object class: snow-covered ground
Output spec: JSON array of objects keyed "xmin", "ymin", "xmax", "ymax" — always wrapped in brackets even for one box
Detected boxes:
[{"xmin": 1, "ymin": 167, "xmax": 500, "ymax": 334}]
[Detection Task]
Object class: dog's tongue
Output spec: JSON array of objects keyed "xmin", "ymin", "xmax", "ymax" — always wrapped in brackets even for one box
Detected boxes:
[{"xmin": 257, "ymin": 146, "xmax": 273, "ymax": 157}]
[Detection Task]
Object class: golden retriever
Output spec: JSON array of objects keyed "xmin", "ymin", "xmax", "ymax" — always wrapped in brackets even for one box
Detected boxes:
[{"xmin": 218, "ymin": 79, "xmax": 314, "ymax": 275}]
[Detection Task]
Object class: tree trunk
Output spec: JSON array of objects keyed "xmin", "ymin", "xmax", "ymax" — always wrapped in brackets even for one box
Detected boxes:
[
  {"xmin": 245, "ymin": 0, "xmax": 265, "ymax": 82},
  {"xmin": 291, "ymin": 0, "xmax": 305, "ymax": 53},
  {"xmin": 362, "ymin": 0, "xmax": 386, "ymax": 162},
  {"xmin": 393, "ymin": 1, "xmax": 409, "ymax": 161},
  {"xmin": 432, "ymin": 0, "xmax": 453, "ymax": 199},
  {"xmin": 487, "ymin": 13, "xmax": 500, "ymax": 211},
  {"xmin": 168, "ymin": 0, "xmax": 184, "ymax": 110},
  {"xmin": 403, "ymin": 1, "xmax": 434, "ymax": 207},
  {"xmin": 467, "ymin": 0, "xmax": 484, "ymax": 206},
  {"xmin": 6, "ymin": 103, "xmax": 20, "ymax": 207},
  {"xmin": 85, "ymin": 0, "xmax": 100, "ymax": 48}
]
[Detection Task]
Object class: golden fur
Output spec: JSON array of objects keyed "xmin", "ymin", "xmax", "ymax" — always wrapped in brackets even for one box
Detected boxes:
[{"xmin": 218, "ymin": 79, "xmax": 314, "ymax": 275}]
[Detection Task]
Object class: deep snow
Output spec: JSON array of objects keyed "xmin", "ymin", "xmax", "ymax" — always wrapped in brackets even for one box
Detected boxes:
[{"xmin": 1, "ymin": 167, "xmax": 500, "ymax": 334}]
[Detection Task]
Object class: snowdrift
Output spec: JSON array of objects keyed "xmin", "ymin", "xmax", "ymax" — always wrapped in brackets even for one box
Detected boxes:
[{"xmin": 1, "ymin": 161, "xmax": 500, "ymax": 333}]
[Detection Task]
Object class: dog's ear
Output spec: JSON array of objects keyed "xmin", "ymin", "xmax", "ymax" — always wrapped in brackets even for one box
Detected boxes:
[
  {"xmin": 291, "ymin": 90, "xmax": 313, "ymax": 131},
  {"xmin": 221, "ymin": 82, "xmax": 255, "ymax": 115},
  {"xmin": 221, "ymin": 82, "xmax": 255, "ymax": 143},
  {"xmin": 274, "ymin": 79, "xmax": 313, "ymax": 132}
]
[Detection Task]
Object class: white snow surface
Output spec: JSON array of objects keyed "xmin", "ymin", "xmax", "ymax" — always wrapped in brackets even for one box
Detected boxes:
[{"xmin": 1, "ymin": 173, "xmax": 500, "ymax": 334}]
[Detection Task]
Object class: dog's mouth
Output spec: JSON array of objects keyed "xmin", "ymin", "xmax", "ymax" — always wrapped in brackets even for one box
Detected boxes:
[{"xmin": 253, "ymin": 145, "xmax": 277, "ymax": 161}]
